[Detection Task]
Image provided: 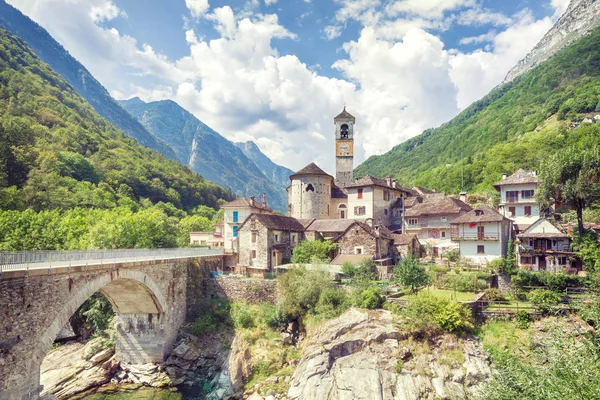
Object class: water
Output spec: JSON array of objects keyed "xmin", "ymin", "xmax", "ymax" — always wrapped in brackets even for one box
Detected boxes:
[{"xmin": 74, "ymin": 384, "xmax": 209, "ymax": 400}]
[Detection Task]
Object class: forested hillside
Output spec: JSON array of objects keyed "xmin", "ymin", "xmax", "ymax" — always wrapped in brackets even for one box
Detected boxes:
[
  {"xmin": 356, "ymin": 27, "xmax": 600, "ymax": 194},
  {"xmin": 120, "ymin": 98, "xmax": 289, "ymax": 212},
  {"xmin": 0, "ymin": 0, "xmax": 179, "ymax": 160},
  {"xmin": 0, "ymin": 28, "xmax": 234, "ymax": 250}
]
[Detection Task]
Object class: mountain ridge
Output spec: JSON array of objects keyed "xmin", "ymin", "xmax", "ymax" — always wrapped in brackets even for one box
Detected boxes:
[{"xmin": 234, "ymin": 141, "xmax": 294, "ymax": 189}]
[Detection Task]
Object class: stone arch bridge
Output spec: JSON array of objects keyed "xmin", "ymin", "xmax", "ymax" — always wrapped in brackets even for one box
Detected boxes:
[{"xmin": 0, "ymin": 249, "xmax": 225, "ymax": 400}]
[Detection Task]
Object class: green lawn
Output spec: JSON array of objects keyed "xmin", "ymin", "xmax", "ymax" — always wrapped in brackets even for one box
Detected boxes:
[{"xmin": 405, "ymin": 287, "xmax": 477, "ymax": 302}]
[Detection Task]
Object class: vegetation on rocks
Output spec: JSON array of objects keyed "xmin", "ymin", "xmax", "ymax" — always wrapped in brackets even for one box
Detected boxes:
[{"xmin": 289, "ymin": 240, "xmax": 337, "ymax": 264}]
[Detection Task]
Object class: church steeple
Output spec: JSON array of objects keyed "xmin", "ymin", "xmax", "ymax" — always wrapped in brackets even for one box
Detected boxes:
[{"xmin": 334, "ymin": 107, "xmax": 354, "ymax": 188}]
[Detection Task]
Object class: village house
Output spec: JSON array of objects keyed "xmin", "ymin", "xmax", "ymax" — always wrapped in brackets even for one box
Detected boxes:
[
  {"xmin": 222, "ymin": 196, "xmax": 272, "ymax": 252},
  {"xmin": 237, "ymin": 213, "xmax": 305, "ymax": 277},
  {"xmin": 391, "ymin": 234, "xmax": 421, "ymax": 260},
  {"xmin": 189, "ymin": 222, "xmax": 224, "ymax": 247},
  {"xmin": 493, "ymin": 169, "xmax": 540, "ymax": 231},
  {"xmin": 403, "ymin": 193, "xmax": 472, "ymax": 257},
  {"xmin": 450, "ymin": 205, "xmax": 513, "ymax": 265},
  {"xmin": 516, "ymin": 218, "xmax": 583, "ymax": 273}
]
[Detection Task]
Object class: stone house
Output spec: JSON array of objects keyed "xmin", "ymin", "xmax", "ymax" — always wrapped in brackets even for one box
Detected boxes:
[
  {"xmin": 404, "ymin": 193, "xmax": 472, "ymax": 256},
  {"xmin": 391, "ymin": 234, "xmax": 421, "ymax": 261},
  {"xmin": 516, "ymin": 218, "xmax": 583, "ymax": 273},
  {"xmin": 222, "ymin": 196, "xmax": 272, "ymax": 253},
  {"xmin": 493, "ymin": 169, "xmax": 540, "ymax": 232},
  {"xmin": 450, "ymin": 205, "xmax": 513, "ymax": 265},
  {"xmin": 237, "ymin": 213, "xmax": 305, "ymax": 276}
]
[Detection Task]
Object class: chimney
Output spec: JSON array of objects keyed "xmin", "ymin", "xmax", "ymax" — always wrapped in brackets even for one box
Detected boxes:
[
  {"xmin": 387, "ymin": 176, "xmax": 394, "ymax": 187},
  {"xmin": 263, "ymin": 193, "xmax": 267, "ymax": 208},
  {"xmin": 459, "ymin": 191, "xmax": 467, "ymax": 203},
  {"xmin": 532, "ymin": 171, "xmax": 537, "ymax": 177},
  {"xmin": 250, "ymin": 196, "xmax": 255, "ymax": 207},
  {"xmin": 502, "ymin": 173, "xmax": 507, "ymax": 180}
]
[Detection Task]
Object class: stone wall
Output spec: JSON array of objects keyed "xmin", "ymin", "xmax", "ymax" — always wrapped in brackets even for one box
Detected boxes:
[
  {"xmin": 336, "ymin": 224, "xmax": 378, "ymax": 256},
  {"xmin": 205, "ymin": 277, "xmax": 278, "ymax": 304}
]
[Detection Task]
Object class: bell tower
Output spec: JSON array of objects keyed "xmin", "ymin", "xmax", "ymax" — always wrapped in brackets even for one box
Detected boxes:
[{"xmin": 334, "ymin": 107, "xmax": 355, "ymax": 188}]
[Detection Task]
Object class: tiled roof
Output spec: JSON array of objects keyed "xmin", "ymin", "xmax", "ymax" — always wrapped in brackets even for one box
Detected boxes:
[
  {"xmin": 290, "ymin": 163, "xmax": 332, "ymax": 179},
  {"xmin": 517, "ymin": 232, "xmax": 569, "ymax": 238},
  {"xmin": 345, "ymin": 176, "xmax": 412, "ymax": 192},
  {"xmin": 222, "ymin": 198, "xmax": 271, "ymax": 211},
  {"xmin": 392, "ymin": 234, "xmax": 418, "ymax": 246},
  {"xmin": 493, "ymin": 169, "xmax": 539, "ymax": 188},
  {"xmin": 334, "ymin": 107, "xmax": 356, "ymax": 122},
  {"xmin": 305, "ymin": 219, "xmax": 360, "ymax": 233},
  {"xmin": 412, "ymin": 186, "xmax": 436, "ymax": 195},
  {"xmin": 404, "ymin": 194, "xmax": 472, "ymax": 217},
  {"xmin": 297, "ymin": 219, "xmax": 316, "ymax": 229},
  {"xmin": 330, "ymin": 254, "xmax": 372, "ymax": 266},
  {"xmin": 451, "ymin": 205, "xmax": 507, "ymax": 224},
  {"xmin": 332, "ymin": 184, "xmax": 348, "ymax": 198},
  {"xmin": 239, "ymin": 213, "xmax": 305, "ymax": 231}
]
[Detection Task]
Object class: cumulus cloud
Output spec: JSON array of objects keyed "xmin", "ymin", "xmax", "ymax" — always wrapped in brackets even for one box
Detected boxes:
[{"xmin": 7, "ymin": 0, "xmax": 567, "ymax": 172}]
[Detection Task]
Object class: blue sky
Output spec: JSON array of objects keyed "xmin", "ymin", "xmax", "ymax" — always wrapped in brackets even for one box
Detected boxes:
[{"xmin": 10, "ymin": 0, "xmax": 570, "ymax": 172}]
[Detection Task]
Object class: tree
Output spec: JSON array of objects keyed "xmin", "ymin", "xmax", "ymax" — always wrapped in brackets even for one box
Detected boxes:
[
  {"xmin": 538, "ymin": 146, "xmax": 600, "ymax": 233},
  {"xmin": 277, "ymin": 266, "xmax": 331, "ymax": 318},
  {"xmin": 394, "ymin": 256, "xmax": 431, "ymax": 293},
  {"xmin": 341, "ymin": 261, "xmax": 356, "ymax": 277},
  {"xmin": 291, "ymin": 240, "xmax": 338, "ymax": 263}
]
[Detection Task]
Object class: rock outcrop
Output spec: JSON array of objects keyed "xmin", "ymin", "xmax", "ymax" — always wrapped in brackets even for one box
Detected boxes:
[
  {"xmin": 504, "ymin": 0, "xmax": 600, "ymax": 83},
  {"xmin": 287, "ymin": 308, "xmax": 492, "ymax": 400}
]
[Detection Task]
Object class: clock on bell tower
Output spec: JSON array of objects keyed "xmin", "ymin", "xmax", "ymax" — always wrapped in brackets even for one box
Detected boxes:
[{"xmin": 334, "ymin": 107, "xmax": 355, "ymax": 188}]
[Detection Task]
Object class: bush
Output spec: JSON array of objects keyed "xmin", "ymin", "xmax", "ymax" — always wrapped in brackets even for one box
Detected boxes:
[
  {"xmin": 487, "ymin": 259, "xmax": 504, "ymax": 273},
  {"xmin": 514, "ymin": 310, "xmax": 532, "ymax": 329},
  {"xmin": 485, "ymin": 289, "xmax": 507, "ymax": 302},
  {"xmin": 353, "ymin": 259, "xmax": 379, "ymax": 286},
  {"xmin": 291, "ymin": 240, "xmax": 338, "ymax": 263},
  {"xmin": 315, "ymin": 287, "xmax": 350, "ymax": 318},
  {"xmin": 395, "ymin": 360, "xmax": 404, "ymax": 373},
  {"xmin": 232, "ymin": 303, "xmax": 256, "ymax": 329},
  {"xmin": 359, "ymin": 287, "xmax": 384, "ymax": 309},
  {"xmin": 341, "ymin": 261, "xmax": 356, "ymax": 278},
  {"xmin": 444, "ymin": 249, "xmax": 460, "ymax": 262},
  {"xmin": 442, "ymin": 274, "xmax": 488, "ymax": 292},
  {"xmin": 402, "ymin": 293, "xmax": 474, "ymax": 333},
  {"xmin": 394, "ymin": 257, "xmax": 431, "ymax": 292},
  {"xmin": 192, "ymin": 315, "xmax": 217, "ymax": 335},
  {"xmin": 257, "ymin": 303, "xmax": 289, "ymax": 330},
  {"xmin": 511, "ymin": 270, "xmax": 586, "ymax": 292},
  {"xmin": 527, "ymin": 289, "xmax": 562, "ymax": 315},
  {"xmin": 278, "ymin": 266, "xmax": 332, "ymax": 318}
]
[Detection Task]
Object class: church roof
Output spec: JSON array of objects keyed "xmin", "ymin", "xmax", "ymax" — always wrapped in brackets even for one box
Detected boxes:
[
  {"xmin": 334, "ymin": 107, "xmax": 356, "ymax": 122},
  {"xmin": 290, "ymin": 163, "xmax": 332, "ymax": 179}
]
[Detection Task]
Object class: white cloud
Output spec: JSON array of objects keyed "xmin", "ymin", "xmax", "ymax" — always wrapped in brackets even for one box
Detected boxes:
[
  {"xmin": 323, "ymin": 25, "xmax": 343, "ymax": 40},
  {"xmin": 265, "ymin": 0, "xmax": 278, "ymax": 5},
  {"xmin": 185, "ymin": 0, "xmax": 210, "ymax": 18},
  {"xmin": 386, "ymin": 0, "xmax": 475, "ymax": 20}
]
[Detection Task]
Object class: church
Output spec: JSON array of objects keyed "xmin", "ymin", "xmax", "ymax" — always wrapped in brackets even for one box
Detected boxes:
[{"xmin": 287, "ymin": 108, "xmax": 412, "ymax": 231}]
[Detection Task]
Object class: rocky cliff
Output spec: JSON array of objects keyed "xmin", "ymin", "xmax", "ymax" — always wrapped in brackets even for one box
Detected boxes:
[
  {"xmin": 504, "ymin": 0, "xmax": 600, "ymax": 83},
  {"xmin": 288, "ymin": 308, "xmax": 491, "ymax": 400}
]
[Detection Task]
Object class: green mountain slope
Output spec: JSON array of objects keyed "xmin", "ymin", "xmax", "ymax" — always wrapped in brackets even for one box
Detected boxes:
[
  {"xmin": 120, "ymin": 98, "xmax": 289, "ymax": 212},
  {"xmin": 0, "ymin": 28, "xmax": 233, "ymax": 213},
  {"xmin": 0, "ymin": 0, "xmax": 179, "ymax": 161},
  {"xmin": 356, "ymin": 27, "xmax": 600, "ymax": 194}
]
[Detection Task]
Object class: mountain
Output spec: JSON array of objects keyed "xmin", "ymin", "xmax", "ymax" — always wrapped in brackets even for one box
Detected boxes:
[
  {"xmin": 235, "ymin": 141, "xmax": 294, "ymax": 189},
  {"xmin": 120, "ymin": 98, "xmax": 289, "ymax": 212},
  {"xmin": 0, "ymin": 27, "xmax": 233, "ymax": 212},
  {"xmin": 355, "ymin": 26, "xmax": 600, "ymax": 194},
  {"xmin": 505, "ymin": 0, "xmax": 600, "ymax": 83},
  {"xmin": 0, "ymin": 0, "xmax": 179, "ymax": 161}
]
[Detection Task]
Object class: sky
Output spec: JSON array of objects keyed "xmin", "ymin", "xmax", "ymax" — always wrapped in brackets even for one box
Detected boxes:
[{"xmin": 8, "ymin": 0, "xmax": 571, "ymax": 173}]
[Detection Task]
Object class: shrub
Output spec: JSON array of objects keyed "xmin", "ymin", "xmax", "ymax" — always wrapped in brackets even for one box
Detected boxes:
[
  {"xmin": 231, "ymin": 303, "xmax": 256, "ymax": 329},
  {"xmin": 353, "ymin": 259, "xmax": 379, "ymax": 286},
  {"xmin": 291, "ymin": 240, "xmax": 338, "ymax": 263},
  {"xmin": 315, "ymin": 287, "xmax": 350, "ymax": 318},
  {"xmin": 257, "ymin": 303, "xmax": 289, "ymax": 330},
  {"xmin": 487, "ymin": 259, "xmax": 504, "ymax": 273},
  {"xmin": 443, "ymin": 274, "xmax": 488, "ymax": 292},
  {"xmin": 395, "ymin": 360, "xmax": 404, "ymax": 373},
  {"xmin": 444, "ymin": 249, "xmax": 460, "ymax": 262},
  {"xmin": 453, "ymin": 268, "xmax": 461, "ymax": 274},
  {"xmin": 341, "ymin": 261, "xmax": 356, "ymax": 278},
  {"xmin": 511, "ymin": 270, "xmax": 586, "ymax": 292},
  {"xmin": 514, "ymin": 310, "xmax": 532, "ymax": 329},
  {"xmin": 485, "ymin": 289, "xmax": 507, "ymax": 302},
  {"xmin": 359, "ymin": 287, "xmax": 385, "ymax": 309},
  {"xmin": 527, "ymin": 289, "xmax": 562, "ymax": 315},
  {"xmin": 394, "ymin": 257, "xmax": 431, "ymax": 292},
  {"xmin": 402, "ymin": 293, "xmax": 474, "ymax": 333},
  {"xmin": 192, "ymin": 315, "xmax": 217, "ymax": 335},
  {"xmin": 278, "ymin": 265, "xmax": 332, "ymax": 318}
]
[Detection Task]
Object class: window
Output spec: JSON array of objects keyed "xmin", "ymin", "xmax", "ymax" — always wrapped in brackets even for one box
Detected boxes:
[
  {"xmin": 327, "ymin": 204, "xmax": 330, "ymax": 216},
  {"xmin": 558, "ymin": 256, "xmax": 568, "ymax": 265},
  {"xmin": 232, "ymin": 211, "xmax": 239, "ymax": 223},
  {"xmin": 354, "ymin": 206, "xmax": 366, "ymax": 216},
  {"xmin": 384, "ymin": 209, "xmax": 388, "ymax": 215},
  {"xmin": 233, "ymin": 225, "xmax": 238, "ymax": 238},
  {"xmin": 441, "ymin": 216, "xmax": 447, "ymax": 222},
  {"xmin": 506, "ymin": 190, "xmax": 519, "ymax": 203},
  {"xmin": 477, "ymin": 245, "xmax": 485, "ymax": 254},
  {"xmin": 306, "ymin": 184, "xmax": 314, "ymax": 192},
  {"xmin": 274, "ymin": 233, "xmax": 280, "ymax": 243},
  {"xmin": 408, "ymin": 218, "xmax": 418, "ymax": 226},
  {"xmin": 251, "ymin": 231, "xmax": 257, "ymax": 243},
  {"xmin": 441, "ymin": 231, "xmax": 446, "ymax": 239},
  {"xmin": 354, "ymin": 247, "xmax": 363, "ymax": 255},
  {"xmin": 524, "ymin": 206, "xmax": 532, "ymax": 216},
  {"xmin": 522, "ymin": 190, "xmax": 535, "ymax": 199},
  {"xmin": 291, "ymin": 234, "xmax": 297, "ymax": 244},
  {"xmin": 384, "ymin": 190, "xmax": 390, "ymax": 201},
  {"xmin": 477, "ymin": 226, "xmax": 485, "ymax": 240},
  {"xmin": 475, "ymin": 210, "xmax": 483, "ymax": 216},
  {"xmin": 508, "ymin": 206, "xmax": 516, "ymax": 217},
  {"xmin": 340, "ymin": 123, "xmax": 349, "ymax": 138},
  {"xmin": 521, "ymin": 256, "xmax": 531, "ymax": 265},
  {"xmin": 358, "ymin": 188, "xmax": 363, "ymax": 199},
  {"xmin": 251, "ymin": 250, "xmax": 257, "ymax": 259}
]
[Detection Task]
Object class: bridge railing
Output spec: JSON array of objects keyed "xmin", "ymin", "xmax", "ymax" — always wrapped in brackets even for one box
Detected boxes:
[{"xmin": 0, "ymin": 248, "xmax": 224, "ymax": 273}]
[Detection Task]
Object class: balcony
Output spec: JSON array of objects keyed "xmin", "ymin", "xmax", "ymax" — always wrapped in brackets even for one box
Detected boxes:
[{"xmin": 451, "ymin": 235, "xmax": 499, "ymax": 241}]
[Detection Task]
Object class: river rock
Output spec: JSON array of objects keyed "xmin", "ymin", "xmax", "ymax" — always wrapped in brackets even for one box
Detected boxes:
[{"xmin": 287, "ymin": 308, "xmax": 492, "ymax": 400}]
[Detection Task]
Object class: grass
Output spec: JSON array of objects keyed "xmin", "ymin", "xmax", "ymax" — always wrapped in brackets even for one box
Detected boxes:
[
  {"xmin": 477, "ymin": 319, "xmax": 532, "ymax": 356},
  {"xmin": 404, "ymin": 287, "xmax": 477, "ymax": 302}
]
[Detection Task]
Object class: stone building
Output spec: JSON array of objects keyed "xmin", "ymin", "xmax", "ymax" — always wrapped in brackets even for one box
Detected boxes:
[
  {"xmin": 334, "ymin": 107, "xmax": 356, "ymax": 188},
  {"xmin": 237, "ymin": 213, "xmax": 305, "ymax": 276},
  {"xmin": 450, "ymin": 205, "xmax": 513, "ymax": 265},
  {"xmin": 222, "ymin": 196, "xmax": 272, "ymax": 252},
  {"xmin": 493, "ymin": 169, "xmax": 540, "ymax": 231},
  {"xmin": 391, "ymin": 234, "xmax": 421, "ymax": 260}
]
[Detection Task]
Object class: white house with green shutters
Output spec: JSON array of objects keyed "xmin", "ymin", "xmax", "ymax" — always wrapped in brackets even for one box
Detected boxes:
[
  {"xmin": 493, "ymin": 169, "xmax": 540, "ymax": 231},
  {"xmin": 221, "ymin": 196, "xmax": 272, "ymax": 252}
]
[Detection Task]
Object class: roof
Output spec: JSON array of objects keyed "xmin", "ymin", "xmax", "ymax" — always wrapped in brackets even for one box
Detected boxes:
[
  {"xmin": 330, "ymin": 254, "xmax": 372, "ymax": 265},
  {"xmin": 332, "ymin": 184, "xmax": 348, "ymax": 198},
  {"xmin": 334, "ymin": 107, "xmax": 356, "ymax": 122},
  {"xmin": 392, "ymin": 234, "xmax": 418, "ymax": 245},
  {"xmin": 238, "ymin": 213, "xmax": 305, "ymax": 231},
  {"xmin": 412, "ymin": 186, "xmax": 436, "ymax": 195},
  {"xmin": 331, "ymin": 221, "xmax": 393, "ymax": 242},
  {"xmin": 290, "ymin": 162, "xmax": 332, "ymax": 179},
  {"xmin": 222, "ymin": 198, "xmax": 272, "ymax": 212},
  {"xmin": 517, "ymin": 232, "xmax": 569, "ymax": 238},
  {"xmin": 451, "ymin": 205, "xmax": 508, "ymax": 224},
  {"xmin": 493, "ymin": 169, "xmax": 539, "ymax": 188},
  {"xmin": 305, "ymin": 219, "xmax": 359, "ymax": 233},
  {"xmin": 297, "ymin": 218, "xmax": 316, "ymax": 229},
  {"xmin": 345, "ymin": 176, "xmax": 412, "ymax": 192},
  {"xmin": 405, "ymin": 194, "xmax": 472, "ymax": 217},
  {"xmin": 517, "ymin": 218, "xmax": 568, "ymax": 239}
]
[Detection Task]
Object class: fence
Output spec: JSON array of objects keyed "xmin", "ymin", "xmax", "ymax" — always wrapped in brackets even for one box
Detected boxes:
[{"xmin": 0, "ymin": 248, "xmax": 224, "ymax": 273}]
